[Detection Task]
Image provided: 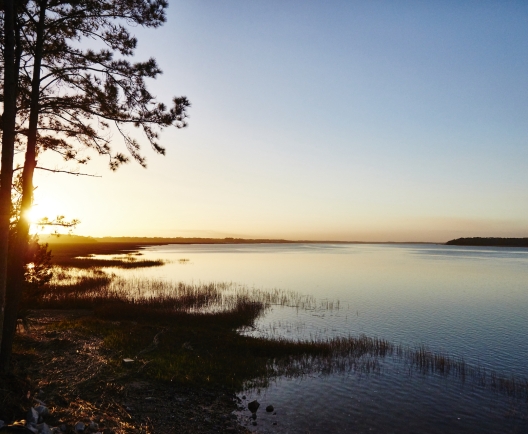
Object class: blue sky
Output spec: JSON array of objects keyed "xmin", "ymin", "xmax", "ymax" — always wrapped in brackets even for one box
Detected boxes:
[{"xmin": 33, "ymin": 1, "xmax": 528, "ymax": 241}]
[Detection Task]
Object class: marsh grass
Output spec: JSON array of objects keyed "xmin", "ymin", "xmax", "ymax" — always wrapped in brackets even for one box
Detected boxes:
[
  {"xmin": 27, "ymin": 266, "xmax": 528, "ymax": 400},
  {"xmin": 30, "ymin": 267, "xmax": 322, "ymax": 314}
]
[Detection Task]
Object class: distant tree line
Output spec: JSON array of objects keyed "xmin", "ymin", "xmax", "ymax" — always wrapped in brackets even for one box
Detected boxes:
[{"xmin": 446, "ymin": 237, "xmax": 528, "ymax": 247}]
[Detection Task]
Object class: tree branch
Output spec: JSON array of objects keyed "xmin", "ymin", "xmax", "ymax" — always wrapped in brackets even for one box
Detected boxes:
[
  {"xmin": 35, "ymin": 166, "xmax": 101, "ymax": 177},
  {"xmin": 13, "ymin": 166, "xmax": 101, "ymax": 177}
]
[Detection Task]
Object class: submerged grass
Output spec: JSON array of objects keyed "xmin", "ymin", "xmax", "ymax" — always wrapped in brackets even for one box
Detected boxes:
[{"xmin": 403, "ymin": 344, "xmax": 528, "ymax": 399}]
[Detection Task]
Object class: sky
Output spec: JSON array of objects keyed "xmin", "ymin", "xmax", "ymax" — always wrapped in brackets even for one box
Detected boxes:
[{"xmin": 31, "ymin": 0, "xmax": 528, "ymax": 242}]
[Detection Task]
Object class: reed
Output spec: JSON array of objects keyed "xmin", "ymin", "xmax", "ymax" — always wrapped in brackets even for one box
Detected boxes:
[
  {"xmin": 402, "ymin": 344, "xmax": 528, "ymax": 400},
  {"xmin": 27, "ymin": 267, "xmax": 327, "ymax": 315}
]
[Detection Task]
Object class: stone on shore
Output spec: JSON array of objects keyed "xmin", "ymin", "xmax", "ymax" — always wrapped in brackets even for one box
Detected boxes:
[
  {"xmin": 37, "ymin": 423, "xmax": 52, "ymax": 434},
  {"xmin": 26, "ymin": 408, "xmax": 39, "ymax": 426},
  {"xmin": 247, "ymin": 400, "xmax": 260, "ymax": 413},
  {"xmin": 74, "ymin": 421, "xmax": 85, "ymax": 432}
]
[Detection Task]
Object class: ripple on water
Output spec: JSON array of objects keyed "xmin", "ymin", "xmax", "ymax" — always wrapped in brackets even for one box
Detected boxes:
[{"xmin": 237, "ymin": 358, "xmax": 528, "ymax": 434}]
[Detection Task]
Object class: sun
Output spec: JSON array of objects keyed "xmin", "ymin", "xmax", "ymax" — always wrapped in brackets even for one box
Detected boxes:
[
  {"xmin": 25, "ymin": 206, "xmax": 41, "ymax": 224},
  {"xmin": 26, "ymin": 198, "xmax": 64, "ymax": 232}
]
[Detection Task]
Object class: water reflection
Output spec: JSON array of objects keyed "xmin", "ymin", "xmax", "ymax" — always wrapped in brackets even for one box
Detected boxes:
[{"xmin": 409, "ymin": 244, "xmax": 528, "ymax": 260}]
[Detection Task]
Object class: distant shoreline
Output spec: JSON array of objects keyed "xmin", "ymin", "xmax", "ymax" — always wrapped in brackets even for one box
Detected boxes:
[
  {"xmin": 38, "ymin": 234, "xmax": 528, "ymax": 248},
  {"xmin": 39, "ymin": 234, "xmax": 438, "ymax": 245}
]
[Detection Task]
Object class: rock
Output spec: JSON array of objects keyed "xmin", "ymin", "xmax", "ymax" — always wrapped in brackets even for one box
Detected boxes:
[
  {"xmin": 59, "ymin": 424, "xmax": 67, "ymax": 432},
  {"xmin": 250, "ymin": 414, "xmax": 257, "ymax": 420},
  {"xmin": 0, "ymin": 421, "xmax": 4, "ymax": 429},
  {"xmin": 37, "ymin": 423, "xmax": 52, "ymax": 434},
  {"xmin": 247, "ymin": 400, "xmax": 260, "ymax": 413},
  {"xmin": 272, "ymin": 421, "xmax": 278, "ymax": 425},
  {"xmin": 26, "ymin": 408, "xmax": 39, "ymax": 426},
  {"xmin": 88, "ymin": 422, "xmax": 98, "ymax": 431},
  {"xmin": 74, "ymin": 422, "xmax": 85, "ymax": 432},
  {"xmin": 265, "ymin": 405, "xmax": 274, "ymax": 413},
  {"xmin": 35, "ymin": 405, "xmax": 48, "ymax": 415},
  {"xmin": 251, "ymin": 421, "xmax": 257, "ymax": 426},
  {"xmin": 35, "ymin": 406, "xmax": 49, "ymax": 423}
]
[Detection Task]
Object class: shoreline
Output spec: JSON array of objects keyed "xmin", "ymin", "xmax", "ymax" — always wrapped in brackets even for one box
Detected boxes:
[{"xmin": 40, "ymin": 234, "xmax": 443, "ymax": 246}]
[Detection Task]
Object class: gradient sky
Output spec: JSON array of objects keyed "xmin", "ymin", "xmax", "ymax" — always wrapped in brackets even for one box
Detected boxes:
[{"xmin": 31, "ymin": 0, "xmax": 528, "ymax": 242}]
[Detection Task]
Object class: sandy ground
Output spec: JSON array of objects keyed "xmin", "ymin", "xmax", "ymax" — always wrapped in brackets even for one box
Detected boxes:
[{"xmin": 4, "ymin": 310, "xmax": 249, "ymax": 434}]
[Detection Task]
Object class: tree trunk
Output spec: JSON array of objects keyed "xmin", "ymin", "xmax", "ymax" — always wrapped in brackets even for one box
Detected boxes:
[
  {"xmin": 0, "ymin": 0, "xmax": 48, "ymax": 372},
  {"xmin": 0, "ymin": 0, "xmax": 18, "ymax": 355}
]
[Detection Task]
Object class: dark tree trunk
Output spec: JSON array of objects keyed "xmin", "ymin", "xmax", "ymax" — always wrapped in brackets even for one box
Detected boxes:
[
  {"xmin": 0, "ymin": 0, "xmax": 18, "ymax": 354},
  {"xmin": 0, "ymin": 0, "xmax": 48, "ymax": 372}
]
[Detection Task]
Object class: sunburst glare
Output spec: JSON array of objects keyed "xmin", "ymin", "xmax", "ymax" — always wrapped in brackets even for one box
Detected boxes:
[{"xmin": 26, "ymin": 198, "xmax": 64, "ymax": 234}]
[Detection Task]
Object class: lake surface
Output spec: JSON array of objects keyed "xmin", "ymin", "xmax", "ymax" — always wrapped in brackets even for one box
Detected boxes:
[{"xmin": 127, "ymin": 243, "xmax": 528, "ymax": 433}]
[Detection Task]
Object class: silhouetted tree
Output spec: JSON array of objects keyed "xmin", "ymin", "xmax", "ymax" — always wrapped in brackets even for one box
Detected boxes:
[
  {"xmin": 0, "ymin": 0, "xmax": 190, "ymax": 370},
  {"xmin": 0, "ymin": 0, "xmax": 22, "ymax": 354}
]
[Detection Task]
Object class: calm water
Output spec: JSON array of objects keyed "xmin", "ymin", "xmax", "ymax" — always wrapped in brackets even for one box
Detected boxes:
[{"xmin": 129, "ymin": 243, "xmax": 528, "ymax": 433}]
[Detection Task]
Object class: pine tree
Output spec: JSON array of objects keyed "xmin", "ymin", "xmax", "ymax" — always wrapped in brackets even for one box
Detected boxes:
[
  {"xmin": 0, "ymin": 0, "xmax": 190, "ymax": 370},
  {"xmin": 0, "ymin": 0, "xmax": 21, "ymax": 355}
]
